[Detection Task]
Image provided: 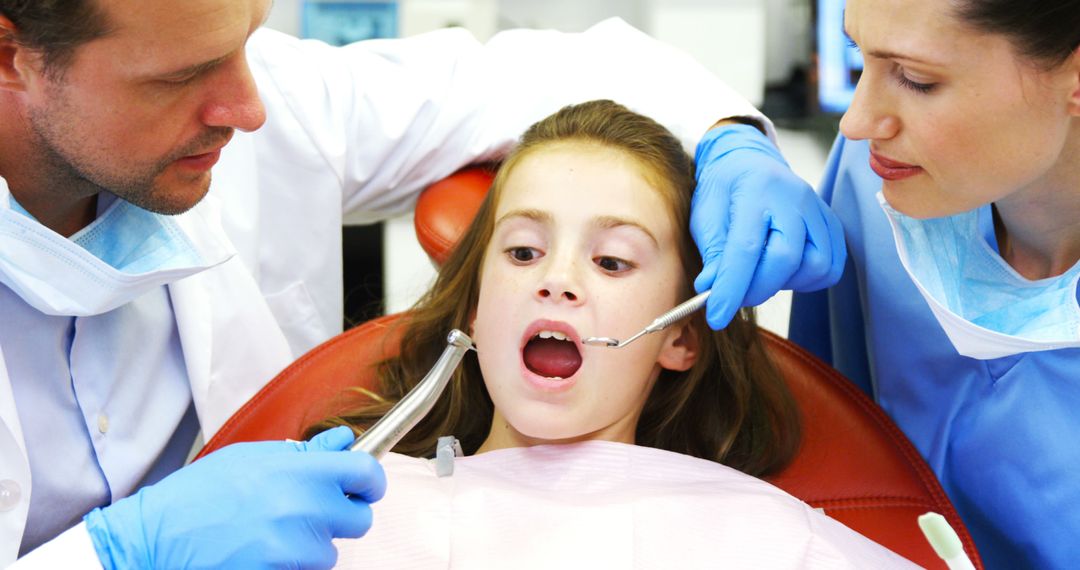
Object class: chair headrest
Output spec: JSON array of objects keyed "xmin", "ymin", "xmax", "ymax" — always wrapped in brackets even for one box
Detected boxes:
[{"xmin": 414, "ymin": 166, "xmax": 495, "ymax": 265}]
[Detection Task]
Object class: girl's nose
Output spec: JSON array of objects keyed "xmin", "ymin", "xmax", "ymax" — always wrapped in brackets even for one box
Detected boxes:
[
  {"xmin": 535, "ymin": 257, "xmax": 585, "ymax": 305},
  {"xmin": 536, "ymin": 286, "xmax": 579, "ymax": 303}
]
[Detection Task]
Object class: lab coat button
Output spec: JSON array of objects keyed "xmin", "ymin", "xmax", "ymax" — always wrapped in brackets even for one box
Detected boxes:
[
  {"xmin": 97, "ymin": 414, "xmax": 110, "ymax": 434},
  {"xmin": 0, "ymin": 479, "xmax": 21, "ymax": 512}
]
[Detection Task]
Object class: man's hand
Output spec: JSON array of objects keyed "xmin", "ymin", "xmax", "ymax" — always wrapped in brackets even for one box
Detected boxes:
[
  {"xmin": 84, "ymin": 426, "xmax": 385, "ymax": 570},
  {"xmin": 691, "ymin": 124, "xmax": 845, "ymax": 329}
]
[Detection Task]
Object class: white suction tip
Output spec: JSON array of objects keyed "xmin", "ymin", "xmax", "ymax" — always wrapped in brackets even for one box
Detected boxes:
[{"xmin": 918, "ymin": 512, "xmax": 974, "ymax": 570}]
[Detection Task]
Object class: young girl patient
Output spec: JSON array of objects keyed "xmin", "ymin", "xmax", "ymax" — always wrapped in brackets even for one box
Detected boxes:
[{"xmin": 321, "ymin": 100, "xmax": 916, "ymax": 568}]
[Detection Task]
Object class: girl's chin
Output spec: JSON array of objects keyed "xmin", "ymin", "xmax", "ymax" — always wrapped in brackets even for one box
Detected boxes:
[
  {"xmin": 510, "ymin": 421, "xmax": 633, "ymax": 448},
  {"xmin": 502, "ymin": 419, "xmax": 591, "ymax": 446},
  {"xmin": 516, "ymin": 429, "xmax": 585, "ymax": 445}
]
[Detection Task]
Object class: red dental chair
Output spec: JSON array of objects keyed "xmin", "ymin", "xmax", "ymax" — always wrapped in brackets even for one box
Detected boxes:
[{"xmin": 197, "ymin": 167, "xmax": 982, "ymax": 569}]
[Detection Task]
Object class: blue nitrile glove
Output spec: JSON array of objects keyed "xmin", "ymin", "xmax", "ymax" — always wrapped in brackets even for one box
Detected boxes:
[
  {"xmin": 691, "ymin": 124, "xmax": 845, "ymax": 329},
  {"xmin": 83, "ymin": 426, "xmax": 385, "ymax": 570}
]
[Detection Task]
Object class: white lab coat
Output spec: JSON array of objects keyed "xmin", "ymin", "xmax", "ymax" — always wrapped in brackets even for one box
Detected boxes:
[{"xmin": 3, "ymin": 19, "xmax": 769, "ymax": 567}]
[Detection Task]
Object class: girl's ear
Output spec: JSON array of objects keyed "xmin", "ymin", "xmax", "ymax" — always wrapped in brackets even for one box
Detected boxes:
[{"xmin": 656, "ymin": 323, "xmax": 699, "ymax": 372}]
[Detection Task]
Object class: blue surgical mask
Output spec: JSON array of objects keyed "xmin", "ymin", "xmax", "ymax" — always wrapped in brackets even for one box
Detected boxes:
[
  {"xmin": 0, "ymin": 180, "xmax": 232, "ymax": 317},
  {"xmin": 69, "ymin": 197, "xmax": 205, "ymax": 274},
  {"xmin": 878, "ymin": 193, "xmax": 1080, "ymax": 359}
]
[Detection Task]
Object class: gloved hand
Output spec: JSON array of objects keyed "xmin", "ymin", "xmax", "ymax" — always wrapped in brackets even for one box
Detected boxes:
[
  {"xmin": 691, "ymin": 123, "xmax": 845, "ymax": 329},
  {"xmin": 84, "ymin": 426, "xmax": 385, "ymax": 570}
]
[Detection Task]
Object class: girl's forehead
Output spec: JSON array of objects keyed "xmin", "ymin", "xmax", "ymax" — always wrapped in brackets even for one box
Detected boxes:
[{"xmin": 496, "ymin": 143, "xmax": 671, "ymax": 214}]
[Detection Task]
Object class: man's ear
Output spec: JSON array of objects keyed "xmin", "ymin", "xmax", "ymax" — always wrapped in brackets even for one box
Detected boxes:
[
  {"xmin": 0, "ymin": 15, "xmax": 35, "ymax": 92},
  {"xmin": 656, "ymin": 323, "xmax": 699, "ymax": 372},
  {"xmin": 1066, "ymin": 45, "xmax": 1080, "ymax": 116}
]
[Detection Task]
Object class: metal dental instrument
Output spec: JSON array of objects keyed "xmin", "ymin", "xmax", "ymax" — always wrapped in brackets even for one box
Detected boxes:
[
  {"xmin": 349, "ymin": 329, "xmax": 475, "ymax": 459},
  {"xmin": 582, "ymin": 291, "xmax": 710, "ymax": 349}
]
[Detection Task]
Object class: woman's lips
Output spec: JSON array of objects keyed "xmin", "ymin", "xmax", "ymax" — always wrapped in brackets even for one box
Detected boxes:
[{"xmin": 869, "ymin": 150, "xmax": 923, "ymax": 181}]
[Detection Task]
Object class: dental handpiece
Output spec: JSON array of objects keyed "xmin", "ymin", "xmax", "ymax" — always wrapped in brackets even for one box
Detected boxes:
[
  {"xmin": 349, "ymin": 329, "xmax": 475, "ymax": 459},
  {"xmin": 582, "ymin": 291, "xmax": 710, "ymax": 349}
]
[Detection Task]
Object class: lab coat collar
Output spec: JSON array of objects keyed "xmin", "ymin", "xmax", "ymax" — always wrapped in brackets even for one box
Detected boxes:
[
  {"xmin": 169, "ymin": 269, "xmax": 293, "ymax": 439},
  {"xmin": 166, "ymin": 194, "xmax": 293, "ymax": 439}
]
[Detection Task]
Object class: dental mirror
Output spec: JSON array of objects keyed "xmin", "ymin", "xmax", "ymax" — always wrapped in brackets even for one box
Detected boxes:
[{"xmin": 581, "ymin": 291, "xmax": 710, "ymax": 349}]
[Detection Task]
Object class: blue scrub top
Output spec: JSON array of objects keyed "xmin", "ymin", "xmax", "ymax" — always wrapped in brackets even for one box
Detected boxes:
[{"xmin": 789, "ymin": 136, "xmax": 1080, "ymax": 569}]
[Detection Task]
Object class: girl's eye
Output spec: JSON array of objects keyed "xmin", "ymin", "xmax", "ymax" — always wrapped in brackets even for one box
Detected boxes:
[
  {"xmin": 506, "ymin": 247, "xmax": 541, "ymax": 264},
  {"xmin": 594, "ymin": 256, "xmax": 635, "ymax": 273},
  {"xmin": 846, "ymin": 38, "xmax": 860, "ymax": 51},
  {"xmin": 896, "ymin": 72, "xmax": 936, "ymax": 94}
]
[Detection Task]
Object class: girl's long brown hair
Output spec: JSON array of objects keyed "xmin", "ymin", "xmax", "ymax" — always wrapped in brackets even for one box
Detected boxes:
[{"xmin": 310, "ymin": 100, "xmax": 800, "ymax": 477}]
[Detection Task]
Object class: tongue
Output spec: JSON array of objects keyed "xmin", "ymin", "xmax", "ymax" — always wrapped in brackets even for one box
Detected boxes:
[{"xmin": 523, "ymin": 338, "xmax": 582, "ymax": 378}]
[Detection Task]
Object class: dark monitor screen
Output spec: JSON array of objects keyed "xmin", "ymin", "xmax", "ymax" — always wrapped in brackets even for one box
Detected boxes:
[{"xmin": 816, "ymin": 0, "xmax": 863, "ymax": 114}]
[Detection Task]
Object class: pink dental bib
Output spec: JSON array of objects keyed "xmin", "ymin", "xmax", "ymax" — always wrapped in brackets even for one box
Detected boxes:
[{"xmin": 334, "ymin": 441, "xmax": 916, "ymax": 569}]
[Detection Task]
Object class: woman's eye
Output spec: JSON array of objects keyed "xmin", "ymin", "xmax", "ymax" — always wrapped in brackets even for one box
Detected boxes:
[
  {"xmin": 594, "ymin": 256, "xmax": 634, "ymax": 273},
  {"xmin": 897, "ymin": 72, "xmax": 936, "ymax": 94},
  {"xmin": 506, "ymin": 247, "xmax": 541, "ymax": 263}
]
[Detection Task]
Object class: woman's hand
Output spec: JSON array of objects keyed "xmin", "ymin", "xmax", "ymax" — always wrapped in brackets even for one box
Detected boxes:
[{"xmin": 690, "ymin": 124, "xmax": 846, "ymax": 329}]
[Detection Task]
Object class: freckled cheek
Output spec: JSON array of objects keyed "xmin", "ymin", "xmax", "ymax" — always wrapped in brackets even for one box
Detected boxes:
[
  {"xmin": 474, "ymin": 268, "xmax": 529, "ymax": 357},
  {"xmin": 479, "ymin": 354, "xmax": 512, "ymax": 396},
  {"xmin": 642, "ymin": 274, "xmax": 685, "ymax": 312},
  {"xmin": 475, "ymin": 328, "xmax": 520, "ymax": 391},
  {"xmin": 478, "ymin": 269, "xmax": 533, "ymax": 312}
]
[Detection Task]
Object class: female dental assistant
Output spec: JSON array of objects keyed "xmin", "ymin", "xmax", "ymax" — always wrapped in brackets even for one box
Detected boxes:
[
  {"xmin": 0, "ymin": 0, "xmax": 841, "ymax": 567},
  {"xmin": 788, "ymin": 0, "xmax": 1080, "ymax": 567}
]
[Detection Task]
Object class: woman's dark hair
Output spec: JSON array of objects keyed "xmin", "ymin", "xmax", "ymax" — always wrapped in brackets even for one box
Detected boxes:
[
  {"xmin": 310, "ymin": 100, "xmax": 801, "ymax": 477},
  {"xmin": 954, "ymin": 0, "xmax": 1080, "ymax": 67},
  {"xmin": 0, "ymin": 0, "xmax": 111, "ymax": 76}
]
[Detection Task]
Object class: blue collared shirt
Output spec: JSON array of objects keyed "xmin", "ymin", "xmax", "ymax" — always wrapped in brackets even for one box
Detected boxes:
[{"xmin": 3, "ymin": 196, "xmax": 199, "ymax": 556}]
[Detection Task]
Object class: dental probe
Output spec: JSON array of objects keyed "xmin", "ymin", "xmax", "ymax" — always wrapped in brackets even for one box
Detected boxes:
[
  {"xmin": 582, "ymin": 291, "xmax": 710, "ymax": 349},
  {"xmin": 349, "ymin": 329, "xmax": 475, "ymax": 459}
]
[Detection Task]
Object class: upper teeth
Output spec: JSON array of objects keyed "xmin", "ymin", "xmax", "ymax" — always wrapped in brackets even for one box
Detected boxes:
[{"xmin": 537, "ymin": 330, "xmax": 569, "ymax": 341}]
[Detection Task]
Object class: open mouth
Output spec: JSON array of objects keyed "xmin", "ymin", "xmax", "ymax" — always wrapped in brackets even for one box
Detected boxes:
[{"xmin": 522, "ymin": 329, "xmax": 583, "ymax": 379}]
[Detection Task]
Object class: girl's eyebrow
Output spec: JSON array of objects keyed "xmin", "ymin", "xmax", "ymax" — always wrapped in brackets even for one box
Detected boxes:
[
  {"xmin": 495, "ymin": 209, "xmax": 550, "ymax": 228},
  {"xmin": 495, "ymin": 209, "xmax": 658, "ymax": 247},
  {"xmin": 594, "ymin": 215, "xmax": 658, "ymax": 247}
]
